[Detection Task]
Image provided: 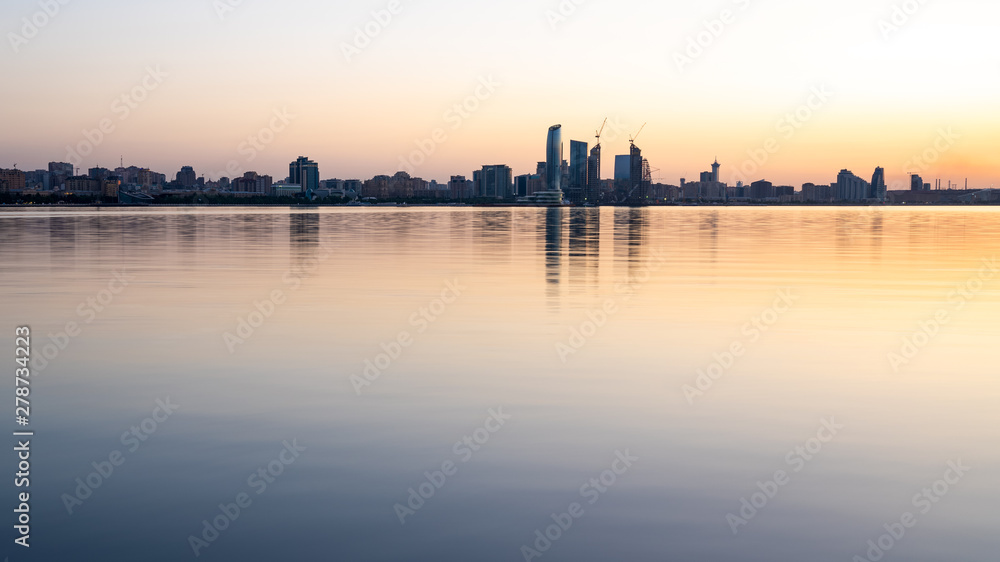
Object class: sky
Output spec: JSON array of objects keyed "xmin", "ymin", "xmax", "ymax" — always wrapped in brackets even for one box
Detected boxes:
[{"xmin": 2, "ymin": 0, "xmax": 999, "ymax": 188}]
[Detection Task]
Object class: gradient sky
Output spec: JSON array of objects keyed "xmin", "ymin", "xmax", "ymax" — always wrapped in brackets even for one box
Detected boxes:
[{"xmin": 2, "ymin": 0, "xmax": 999, "ymax": 188}]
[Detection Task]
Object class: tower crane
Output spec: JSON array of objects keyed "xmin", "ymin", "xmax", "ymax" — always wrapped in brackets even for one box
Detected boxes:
[
  {"xmin": 595, "ymin": 118, "xmax": 608, "ymax": 148},
  {"xmin": 630, "ymin": 123, "xmax": 646, "ymax": 146}
]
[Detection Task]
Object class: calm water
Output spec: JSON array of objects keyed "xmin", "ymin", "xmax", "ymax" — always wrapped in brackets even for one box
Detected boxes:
[{"xmin": 1, "ymin": 206, "xmax": 997, "ymax": 561}]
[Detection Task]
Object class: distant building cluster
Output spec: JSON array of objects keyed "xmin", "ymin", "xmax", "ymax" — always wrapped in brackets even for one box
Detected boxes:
[{"xmin": 0, "ymin": 129, "xmax": 987, "ymax": 205}]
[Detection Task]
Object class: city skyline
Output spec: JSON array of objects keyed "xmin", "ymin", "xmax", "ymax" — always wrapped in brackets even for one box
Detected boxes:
[{"xmin": 3, "ymin": 0, "xmax": 999, "ymax": 189}]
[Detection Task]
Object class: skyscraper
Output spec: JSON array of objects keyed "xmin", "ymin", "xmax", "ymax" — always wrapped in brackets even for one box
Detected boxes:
[
  {"xmin": 289, "ymin": 156, "xmax": 319, "ymax": 195},
  {"xmin": 712, "ymin": 159, "xmax": 720, "ymax": 183},
  {"xmin": 479, "ymin": 165, "xmax": 513, "ymax": 199},
  {"xmin": 546, "ymin": 125, "xmax": 562, "ymax": 194},
  {"xmin": 837, "ymin": 169, "xmax": 870, "ymax": 201},
  {"xmin": 176, "ymin": 166, "xmax": 197, "ymax": 188},
  {"xmin": 628, "ymin": 144, "xmax": 647, "ymax": 204},
  {"xmin": 911, "ymin": 174, "xmax": 925, "ymax": 191},
  {"xmin": 871, "ymin": 167, "xmax": 886, "ymax": 201},
  {"xmin": 586, "ymin": 144, "xmax": 601, "ymax": 204},
  {"xmin": 567, "ymin": 140, "xmax": 588, "ymax": 204}
]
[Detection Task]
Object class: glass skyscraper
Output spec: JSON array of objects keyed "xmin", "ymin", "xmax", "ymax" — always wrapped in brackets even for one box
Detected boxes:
[
  {"xmin": 546, "ymin": 125, "xmax": 562, "ymax": 194},
  {"xmin": 289, "ymin": 156, "xmax": 319, "ymax": 195}
]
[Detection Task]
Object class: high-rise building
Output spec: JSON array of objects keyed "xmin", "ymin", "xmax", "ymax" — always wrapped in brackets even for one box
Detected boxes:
[
  {"xmin": 545, "ymin": 125, "xmax": 562, "ymax": 194},
  {"xmin": 566, "ymin": 140, "xmax": 589, "ymax": 204},
  {"xmin": 712, "ymin": 159, "xmax": 720, "ymax": 183},
  {"xmin": 449, "ymin": 175, "xmax": 472, "ymax": 199},
  {"xmin": 232, "ymin": 172, "xmax": 273, "ymax": 195},
  {"xmin": 871, "ymin": 167, "xmax": 887, "ymax": 201},
  {"xmin": 102, "ymin": 177, "xmax": 121, "ymax": 199},
  {"xmin": 0, "ymin": 169, "xmax": 26, "ymax": 192},
  {"xmin": 837, "ymin": 169, "xmax": 870, "ymax": 201},
  {"xmin": 89, "ymin": 167, "xmax": 112, "ymax": 181},
  {"xmin": 65, "ymin": 175, "xmax": 100, "ymax": 194},
  {"xmin": 479, "ymin": 165, "xmax": 513, "ymax": 199},
  {"xmin": 911, "ymin": 174, "xmax": 925, "ymax": 191},
  {"xmin": 586, "ymin": 144, "xmax": 602, "ymax": 204},
  {"xmin": 627, "ymin": 144, "xmax": 648, "ymax": 204},
  {"xmin": 289, "ymin": 157, "xmax": 319, "ymax": 195},
  {"xmin": 750, "ymin": 180, "xmax": 775, "ymax": 200},
  {"xmin": 176, "ymin": 166, "xmax": 197, "ymax": 188},
  {"xmin": 514, "ymin": 175, "xmax": 530, "ymax": 198},
  {"xmin": 48, "ymin": 162, "xmax": 74, "ymax": 190}
]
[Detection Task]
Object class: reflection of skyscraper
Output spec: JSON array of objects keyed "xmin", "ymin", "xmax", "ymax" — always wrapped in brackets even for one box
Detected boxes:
[
  {"xmin": 567, "ymin": 208, "xmax": 600, "ymax": 289},
  {"xmin": 544, "ymin": 207, "xmax": 564, "ymax": 300},
  {"xmin": 289, "ymin": 213, "xmax": 320, "ymax": 278},
  {"xmin": 546, "ymin": 125, "xmax": 562, "ymax": 193}
]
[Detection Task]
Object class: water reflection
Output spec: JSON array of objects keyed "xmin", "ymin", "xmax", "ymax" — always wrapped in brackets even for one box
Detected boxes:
[{"xmin": 0, "ymin": 206, "xmax": 996, "ymax": 562}]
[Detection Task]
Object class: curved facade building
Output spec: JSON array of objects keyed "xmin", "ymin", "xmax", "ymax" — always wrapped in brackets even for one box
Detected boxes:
[{"xmin": 546, "ymin": 125, "xmax": 562, "ymax": 194}]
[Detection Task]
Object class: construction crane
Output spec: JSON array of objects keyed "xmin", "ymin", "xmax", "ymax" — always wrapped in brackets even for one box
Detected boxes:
[
  {"xmin": 594, "ymin": 118, "xmax": 608, "ymax": 147},
  {"xmin": 630, "ymin": 123, "xmax": 647, "ymax": 146}
]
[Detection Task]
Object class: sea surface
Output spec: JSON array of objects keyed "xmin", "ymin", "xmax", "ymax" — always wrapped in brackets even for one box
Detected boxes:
[{"xmin": 1, "ymin": 206, "xmax": 997, "ymax": 561}]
